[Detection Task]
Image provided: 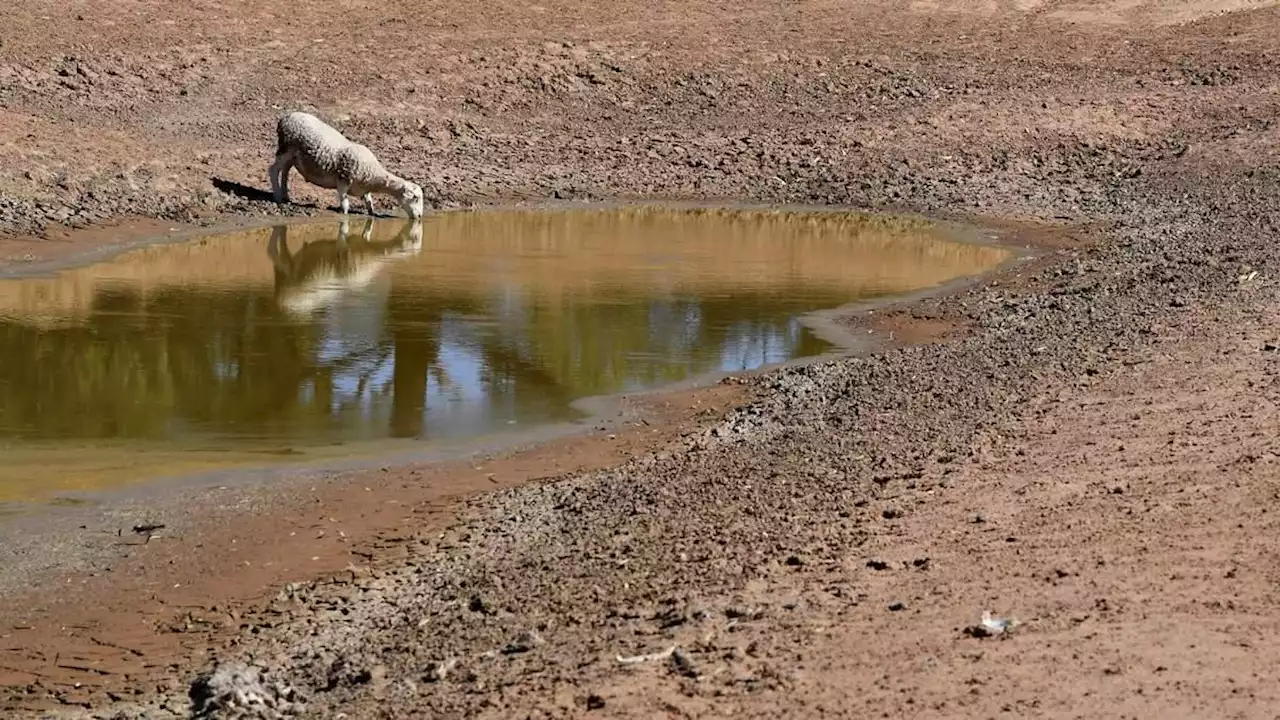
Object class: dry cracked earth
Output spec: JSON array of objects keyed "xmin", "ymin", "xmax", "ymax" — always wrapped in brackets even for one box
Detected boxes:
[{"xmin": 3, "ymin": 0, "xmax": 1280, "ymax": 718}]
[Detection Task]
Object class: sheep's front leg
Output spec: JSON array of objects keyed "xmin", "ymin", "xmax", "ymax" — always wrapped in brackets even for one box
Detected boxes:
[
  {"xmin": 336, "ymin": 181, "xmax": 351, "ymax": 214},
  {"xmin": 363, "ymin": 193, "xmax": 375, "ymax": 217},
  {"xmin": 338, "ymin": 216, "xmax": 351, "ymax": 248}
]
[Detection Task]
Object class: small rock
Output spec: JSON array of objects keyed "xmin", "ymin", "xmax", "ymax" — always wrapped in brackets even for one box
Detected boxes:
[
  {"xmin": 669, "ymin": 649, "xmax": 700, "ymax": 678},
  {"xmin": 325, "ymin": 657, "xmax": 376, "ymax": 689},
  {"xmin": 724, "ymin": 605, "xmax": 763, "ymax": 620},
  {"xmin": 784, "ymin": 555, "xmax": 805, "ymax": 567},
  {"xmin": 882, "ymin": 507, "xmax": 904, "ymax": 520},
  {"xmin": 189, "ymin": 662, "xmax": 302, "ymax": 717},
  {"xmin": 585, "ymin": 693, "xmax": 606, "ymax": 710},
  {"xmin": 965, "ymin": 611, "xmax": 1018, "ymax": 638},
  {"xmin": 423, "ymin": 658, "xmax": 457, "ymax": 683},
  {"xmin": 503, "ymin": 630, "xmax": 544, "ymax": 654},
  {"xmin": 866, "ymin": 558, "xmax": 891, "ymax": 571},
  {"xmin": 888, "ymin": 602, "xmax": 906, "ymax": 612},
  {"xmin": 964, "ymin": 624, "xmax": 995, "ymax": 638}
]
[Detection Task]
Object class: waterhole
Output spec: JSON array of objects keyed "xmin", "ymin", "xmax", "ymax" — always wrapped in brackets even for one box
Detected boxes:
[{"xmin": 0, "ymin": 207, "xmax": 1011, "ymax": 502}]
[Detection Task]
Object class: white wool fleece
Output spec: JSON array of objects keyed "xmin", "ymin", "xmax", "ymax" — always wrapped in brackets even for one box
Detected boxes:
[{"xmin": 269, "ymin": 111, "xmax": 425, "ymax": 219}]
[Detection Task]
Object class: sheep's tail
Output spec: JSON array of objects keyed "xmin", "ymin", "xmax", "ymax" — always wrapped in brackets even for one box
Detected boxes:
[{"xmin": 275, "ymin": 117, "xmax": 289, "ymax": 157}]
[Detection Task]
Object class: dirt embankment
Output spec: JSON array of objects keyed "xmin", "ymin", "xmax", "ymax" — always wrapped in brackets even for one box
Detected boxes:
[
  {"xmin": 3, "ymin": 0, "xmax": 1280, "ymax": 718},
  {"xmin": 0, "ymin": 0, "xmax": 1271, "ymax": 249}
]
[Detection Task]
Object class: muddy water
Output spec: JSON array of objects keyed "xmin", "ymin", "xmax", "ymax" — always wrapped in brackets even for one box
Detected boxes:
[{"xmin": 0, "ymin": 207, "xmax": 1010, "ymax": 501}]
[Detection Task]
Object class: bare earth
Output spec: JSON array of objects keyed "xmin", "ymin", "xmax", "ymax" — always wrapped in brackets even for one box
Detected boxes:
[{"xmin": 3, "ymin": 0, "xmax": 1280, "ymax": 717}]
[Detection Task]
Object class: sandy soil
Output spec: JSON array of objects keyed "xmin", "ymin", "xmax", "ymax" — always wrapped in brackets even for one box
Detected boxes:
[{"xmin": 2, "ymin": 0, "xmax": 1280, "ymax": 717}]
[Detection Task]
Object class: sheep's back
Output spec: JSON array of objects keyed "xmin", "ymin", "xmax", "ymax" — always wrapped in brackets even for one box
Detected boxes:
[
  {"xmin": 278, "ymin": 111, "xmax": 347, "ymax": 145},
  {"xmin": 278, "ymin": 112, "xmax": 350, "ymax": 161},
  {"xmin": 277, "ymin": 112, "xmax": 351, "ymax": 187},
  {"xmin": 336, "ymin": 144, "xmax": 390, "ymax": 187}
]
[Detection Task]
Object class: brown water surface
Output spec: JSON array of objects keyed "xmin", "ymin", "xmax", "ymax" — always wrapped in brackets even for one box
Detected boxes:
[{"xmin": 0, "ymin": 207, "xmax": 1011, "ymax": 502}]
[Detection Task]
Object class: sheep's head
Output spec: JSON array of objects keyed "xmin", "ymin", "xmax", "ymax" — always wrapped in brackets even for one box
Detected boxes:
[
  {"xmin": 403, "ymin": 218, "xmax": 423, "ymax": 253},
  {"xmin": 399, "ymin": 181, "xmax": 425, "ymax": 219}
]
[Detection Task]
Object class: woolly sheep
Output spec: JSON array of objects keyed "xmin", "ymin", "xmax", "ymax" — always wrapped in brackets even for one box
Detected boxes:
[{"xmin": 269, "ymin": 111, "xmax": 425, "ymax": 219}]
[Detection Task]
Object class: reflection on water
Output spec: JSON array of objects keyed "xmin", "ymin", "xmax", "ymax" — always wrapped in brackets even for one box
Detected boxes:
[{"xmin": 0, "ymin": 207, "xmax": 1010, "ymax": 500}]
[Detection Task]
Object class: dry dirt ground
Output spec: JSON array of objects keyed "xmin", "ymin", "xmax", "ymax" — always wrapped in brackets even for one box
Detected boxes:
[{"xmin": 3, "ymin": 0, "xmax": 1280, "ymax": 717}]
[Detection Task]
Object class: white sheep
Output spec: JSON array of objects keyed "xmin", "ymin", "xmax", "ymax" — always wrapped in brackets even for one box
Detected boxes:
[{"xmin": 268, "ymin": 111, "xmax": 425, "ymax": 219}]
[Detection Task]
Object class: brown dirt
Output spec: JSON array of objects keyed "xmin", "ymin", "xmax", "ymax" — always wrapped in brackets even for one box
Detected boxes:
[
  {"xmin": 2, "ymin": 0, "xmax": 1280, "ymax": 718},
  {"xmin": 0, "ymin": 383, "xmax": 749, "ymax": 711},
  {"xmin": 0, "ymin": 218, "xmax": 189, "ymax": 272}
]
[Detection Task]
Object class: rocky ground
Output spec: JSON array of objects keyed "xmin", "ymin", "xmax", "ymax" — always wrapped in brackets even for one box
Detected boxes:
[{"xmin": 3, "ymin": 0, "xmax": 1280, "ymax": 718}]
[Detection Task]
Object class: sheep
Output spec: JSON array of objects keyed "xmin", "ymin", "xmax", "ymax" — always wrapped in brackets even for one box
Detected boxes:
[
  {"xmin": 267, "ymin": 215, "xmax": 423, "ymax": 315},
  {"xmin": 268, "ymin": 111, "xmax": 425, "ymax": 219}
]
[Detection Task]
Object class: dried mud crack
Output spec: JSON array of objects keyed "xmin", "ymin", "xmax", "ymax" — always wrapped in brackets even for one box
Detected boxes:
[{"xmin": 4, "ymin": 1, "xmax": 1280, "ymax": 718}]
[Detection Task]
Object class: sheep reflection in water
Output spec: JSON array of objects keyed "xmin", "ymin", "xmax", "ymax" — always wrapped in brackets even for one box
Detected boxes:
[{"xmin": 267, "ymin": 216, "xmax": 423, "ymax": 316}]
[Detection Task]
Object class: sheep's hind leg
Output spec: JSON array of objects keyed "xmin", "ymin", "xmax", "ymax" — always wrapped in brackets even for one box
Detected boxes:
[
  {"xmin": 279, "ymin": 160, "xmax": 293, "ymax": 201},
  {"xmin": 269, "ymin": 153, "xmax": 294, "ymax": 203},
  {"xmin": 363, "ymin": 193, "xmax": 375, "ymax": 217}
]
